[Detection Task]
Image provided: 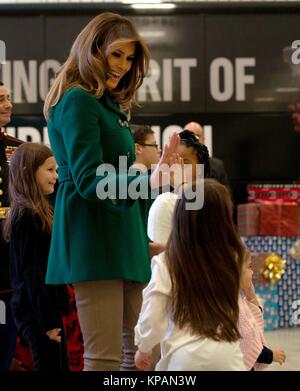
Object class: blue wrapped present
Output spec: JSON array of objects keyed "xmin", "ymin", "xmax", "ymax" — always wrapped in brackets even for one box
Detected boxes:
[
  {"xmin": 255, "ymin": 283, "xmax": 279, "ymax": 331},
  {"xmin": 243, "ymin": 236, "xmax": 300, "ymax": 329}
]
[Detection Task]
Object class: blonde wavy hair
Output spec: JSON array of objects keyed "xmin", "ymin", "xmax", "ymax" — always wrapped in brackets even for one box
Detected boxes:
[{"xmin": 43, "ymin": 12, "xmax": 149, "ymax": 119}]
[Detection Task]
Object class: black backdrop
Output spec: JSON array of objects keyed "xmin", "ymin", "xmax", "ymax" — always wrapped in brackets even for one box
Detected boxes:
[{"xmin": 1, "ymin": 2, "xmax": 300, "ymax": 205}]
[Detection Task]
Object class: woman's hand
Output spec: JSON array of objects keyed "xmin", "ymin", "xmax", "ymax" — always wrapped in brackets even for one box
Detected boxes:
[
  {"xmin": 150, "ymin": 133, "xmax": 183, "ymax": 189},
  {"xmin": 135, "ymin": 350, "xmax": 151, "ymax": 370},
  {"xmin": 46, "ymin": 328, "xmax": 62, "ymax": 343}
]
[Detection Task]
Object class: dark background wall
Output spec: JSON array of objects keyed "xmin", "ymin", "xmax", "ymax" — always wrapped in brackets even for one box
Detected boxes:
[{"xmin": 1, "ymin": 2, "xmax": 300, "ymax": 205}]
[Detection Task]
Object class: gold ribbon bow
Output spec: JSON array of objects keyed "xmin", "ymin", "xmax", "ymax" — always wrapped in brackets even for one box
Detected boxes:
[{"xmin": 261, "ymin": 253, "xmax": 286, "ymax": 284}]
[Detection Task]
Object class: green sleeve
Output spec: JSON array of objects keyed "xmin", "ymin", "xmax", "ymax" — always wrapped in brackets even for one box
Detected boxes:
[{"xmin": 57, "ymin": 88, "xmax": 149, "ymax": 209}]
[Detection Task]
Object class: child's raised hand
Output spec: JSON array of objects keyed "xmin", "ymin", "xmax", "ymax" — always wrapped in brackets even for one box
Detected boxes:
[
  {"xmin": 272, "ymin": 348, "xmax": 286, "ymax": 365},
  {"xmin": 135, "ymin": 350, "xmax": 151, "ymax": 370},
  {"xmin": 150, "ymin": 133, "xmax": 182, "ymax": 189},
  {"xmin": 46, "ymin": 328, "xmax": 62, "ymax": 343}
]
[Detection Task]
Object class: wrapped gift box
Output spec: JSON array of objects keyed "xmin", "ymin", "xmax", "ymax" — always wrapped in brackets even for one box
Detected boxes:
[
  {"xmin": 247, "ymin": 251, "xmax": 279, "ymax": 330},
  {"xmin": 237, "ymin": 203, "xmax": 259, "ymax": 236},
  {"xmin": 258, "ymin": 202, "xmax": 299, "ymax": 237},
  {"xmin": 243, "ymin": 236, "xmax": 300, "ymax": 328},
  {"xmin": 277, "ymin": 258, "xmax": 300, "ymax": 328},
  {"xmin": 247, "ymin": 184, "xmax": 300, "ymax": 203},
  {"xmin": 237, "ymin": 202, "xmax": 300, "ymax": 237},
  {"xmin": 256, "ymin": 283, "xmax": 279, "ymax": 331}
]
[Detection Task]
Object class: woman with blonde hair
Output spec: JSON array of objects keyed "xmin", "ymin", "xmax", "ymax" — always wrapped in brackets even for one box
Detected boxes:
[{"xmin": 44, "ymin": 12, "xmax": 179, "ymax": 371}]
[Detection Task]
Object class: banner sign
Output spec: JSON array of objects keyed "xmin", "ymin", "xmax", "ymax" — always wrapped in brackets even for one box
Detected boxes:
[{"xmin": 1, "ymin": 13, "xmax": 300, "ymax": 114}]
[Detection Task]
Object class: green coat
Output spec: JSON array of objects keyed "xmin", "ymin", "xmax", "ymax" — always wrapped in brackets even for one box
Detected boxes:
[{"xmin": 46, "ymin": 87, "xmax": 151, "ymax": 284}]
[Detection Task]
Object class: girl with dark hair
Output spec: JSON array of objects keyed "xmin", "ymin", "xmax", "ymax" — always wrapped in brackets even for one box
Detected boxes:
[
  {"xmin": 148, "ymin": 129, "xmax": 210, "ymax": 245},
  {"xmin": 3, "ymin": 143, "xmax": 69, "ymax": 371},
  {"xmin": 177, "ymin": 129, "xmax": 210, "ymax": 178},
  {"xmin": 135, "ymin": 179, "xmax": 246, "ymax": 370}
]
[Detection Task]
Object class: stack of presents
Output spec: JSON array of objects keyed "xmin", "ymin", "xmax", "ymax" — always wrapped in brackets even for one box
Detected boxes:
[{"xmin": 238, "ymin": 184, "xmax": 300, "ymax": 331}]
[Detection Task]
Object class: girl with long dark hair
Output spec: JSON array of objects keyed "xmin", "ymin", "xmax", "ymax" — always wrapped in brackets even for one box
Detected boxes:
[
  {"xmin": 3, "ymin": 143, "xmax": 69, "ymax": 371},
  {"xmin": 135, "ymin": 179, "xmax": 246, "ymax": 370}
]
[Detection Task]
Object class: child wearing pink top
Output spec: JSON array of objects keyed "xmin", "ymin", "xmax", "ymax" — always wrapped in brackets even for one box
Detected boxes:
[{"xmin": 238, "ymin": 251, "xmax": 286, "ymax": 370}]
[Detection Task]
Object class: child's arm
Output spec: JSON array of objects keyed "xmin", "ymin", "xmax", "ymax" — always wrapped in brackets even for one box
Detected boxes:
[
  {"xmin": 134, "ymin": 256, "xmax": 170, "ymax": 369},
  {"xmin": 147, "ymin": 192, "xmax": 176, "ymax": 245},
  {"xmin": 256, "ymin": 346, "xmax": 273, "ymax": 364},
  {"xmin": 256, "ymin": 346, "xmax": 286, "ymax": 365}
]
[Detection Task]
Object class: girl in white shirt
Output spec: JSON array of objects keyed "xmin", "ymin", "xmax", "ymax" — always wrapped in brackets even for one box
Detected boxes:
[
  {"xmin": 135, "ymin": 179, "xmax": 246, "ymax": 371},
  {"xmin": 148, "ymin": 129, "xmax": 210, "ymax": 245}
]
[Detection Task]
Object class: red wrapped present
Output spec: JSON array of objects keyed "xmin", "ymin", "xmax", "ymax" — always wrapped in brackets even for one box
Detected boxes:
[
  {"xmin": 247, "ymin": 184, "xmax": 300, "ymax": 203},
  {"xmin": 258, "ymin": 201, "xmax": 299, "ymax": 237},
  {"xmin": 237, "ymin": 203, "xmax": 259, "ymax": 236}
]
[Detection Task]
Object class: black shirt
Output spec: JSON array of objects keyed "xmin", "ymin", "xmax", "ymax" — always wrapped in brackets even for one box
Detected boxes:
[{"xmin": 9, "ymin": 209, "xmax": 69, "ymax": 340}]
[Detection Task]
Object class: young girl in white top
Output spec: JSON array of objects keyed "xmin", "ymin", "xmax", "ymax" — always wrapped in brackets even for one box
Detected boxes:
[
  {"xmin": 135, "ymin": 179, "xmax": 246, "ymax": 371},
  {"xmin": 147, "ymin": 129, "xmax": 210, "ymax": 245}
]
